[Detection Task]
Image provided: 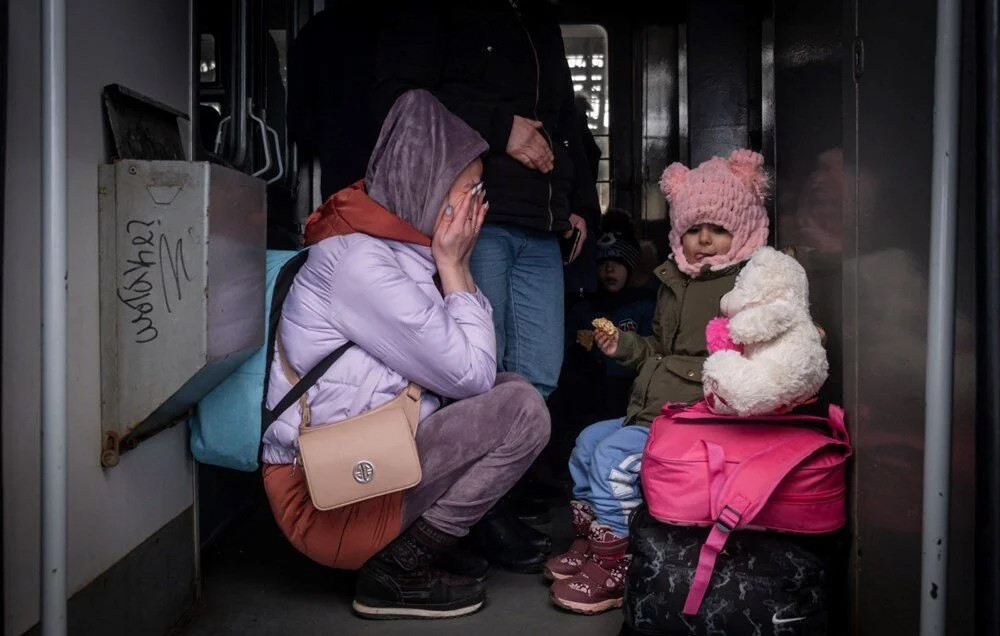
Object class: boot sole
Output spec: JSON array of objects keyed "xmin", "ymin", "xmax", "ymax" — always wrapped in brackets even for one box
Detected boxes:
[
  {"xmin": 542, "ymin": 567, "xmax": 573, "ymax": 581},
  {"xmin": 352, "ymin": 598, "xmax": 485, "ymax": 620},
  {"xmin": 549, "ymin": 593, "xmax": 623, "ymax": 615}
]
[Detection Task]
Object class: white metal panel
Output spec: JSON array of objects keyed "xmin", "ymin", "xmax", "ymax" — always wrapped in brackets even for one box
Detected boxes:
[
  {"xmin": 4, "ymin": 1, "xmax": 199, "ymax": 633},
  {"xmin": 98, "ymin": 161, "xmax": 263, "ymax": 451}
]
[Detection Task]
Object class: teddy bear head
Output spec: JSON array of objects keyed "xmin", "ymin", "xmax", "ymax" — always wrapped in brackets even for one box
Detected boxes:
[{"xmin": 720, "ymin": 246, "xmax": 810, "ymax": 317}]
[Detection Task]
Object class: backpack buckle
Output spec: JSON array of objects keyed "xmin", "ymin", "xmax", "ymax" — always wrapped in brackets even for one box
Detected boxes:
[{"xmin": 715, "ymin": 505, "xmax": 743, "ymax": 534}]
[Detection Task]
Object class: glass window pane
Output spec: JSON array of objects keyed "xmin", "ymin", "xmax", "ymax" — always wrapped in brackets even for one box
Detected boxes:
[
  {"xmin": 200, "ymin": 34, "xmax": 217, "ymax": 84},
  {"xmin": 563, "ymin": 25, "xmax": 610, "ymax": 212},
  {"xmin": 598, "ymin": 159, "xmax": 610, "ymax": 181},
  {"xmin": 594, "ymin": 135, "xmax": 610, "ymax": 156},
  {"xmin": 597, "ymin": 182, "xmax": 611, "ymax": 213},
  {"xmin": 561, "ymin": 25, "xmax": 610, "ymax": 136},
  {"xmin": 269, "ymin": 30, "xmax": 289, "ymax": 87}
]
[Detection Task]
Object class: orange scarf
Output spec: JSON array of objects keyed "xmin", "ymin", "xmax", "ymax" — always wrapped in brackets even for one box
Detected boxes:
[{"xmin": 304, "ymin": 180, "xmax": 433, "ymax": 247}]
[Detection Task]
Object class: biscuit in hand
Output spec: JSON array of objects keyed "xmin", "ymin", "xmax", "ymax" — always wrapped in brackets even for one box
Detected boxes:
[{"xmin": 592, "ymin": 317, "xmax": 617, "ymax": 338}]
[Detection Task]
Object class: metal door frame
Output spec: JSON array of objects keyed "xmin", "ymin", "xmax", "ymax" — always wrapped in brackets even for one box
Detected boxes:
[{"xmin": 1, "ymin": 0, "xmax": 8, "ymax": 629}]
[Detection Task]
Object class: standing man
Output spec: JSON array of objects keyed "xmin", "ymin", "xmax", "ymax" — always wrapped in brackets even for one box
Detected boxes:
[{"xmin": 373, "ymin": 0, "xmax": 600, "ymax": 399}]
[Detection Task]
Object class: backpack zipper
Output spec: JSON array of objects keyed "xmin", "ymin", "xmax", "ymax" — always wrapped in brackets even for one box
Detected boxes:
[{"xmin": 509, "ymin": 0, "xmax": 555, "ymax": 231}]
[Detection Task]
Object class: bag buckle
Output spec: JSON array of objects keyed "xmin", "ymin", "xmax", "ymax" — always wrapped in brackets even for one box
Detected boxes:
[{"xmin": 715, "ymin": 505, "xmax": 742, "ymax": 534}]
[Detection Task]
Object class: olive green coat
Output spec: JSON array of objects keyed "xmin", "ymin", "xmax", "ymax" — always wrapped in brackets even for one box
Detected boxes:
[{"xmin": 612, "ymin": 259, "xmax": 742, "ymax": 425}]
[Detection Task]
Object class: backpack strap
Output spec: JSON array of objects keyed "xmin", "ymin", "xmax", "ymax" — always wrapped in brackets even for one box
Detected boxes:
[
  {"xmin": 827, "ymin": 404, "xmax": 849, "ymax": 443},
  {"xmin": 259, "ymin": 249, "xmax": 353, "ymax": 432},
  {"xmin": 682, "ymin": 432, "xmax": 850, "ymax": 615}
]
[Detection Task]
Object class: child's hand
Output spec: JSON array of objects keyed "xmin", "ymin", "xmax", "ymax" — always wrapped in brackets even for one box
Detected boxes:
[{"xmin": 595, "ymin": 329, "xmax": 619, "ymax": 356}]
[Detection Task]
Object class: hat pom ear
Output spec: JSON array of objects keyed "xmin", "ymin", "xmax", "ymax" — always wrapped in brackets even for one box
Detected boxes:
[
  {"xmin": 727, "ymin": 149, "xmax": 770, "ymax": 200},
  {"xmin": 660, "ymin": 162, "xmax": 690, "ymax": 200}
]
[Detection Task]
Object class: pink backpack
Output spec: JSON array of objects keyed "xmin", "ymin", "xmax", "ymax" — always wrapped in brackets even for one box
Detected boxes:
[{"xmin": 640, "ymin": 400, "xmax": 851, "ymax": 615}]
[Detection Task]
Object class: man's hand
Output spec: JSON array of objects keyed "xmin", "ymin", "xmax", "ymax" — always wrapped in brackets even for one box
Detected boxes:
[{"xmin": 507, "ymin": 116, "xmax": 554, "ymax": 173}]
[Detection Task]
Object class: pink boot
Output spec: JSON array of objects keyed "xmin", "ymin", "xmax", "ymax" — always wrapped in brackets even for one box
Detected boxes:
[
  {"xmin": 549, "ymin": 523, "xmax": 630, "ymax": 615},
  {"xmin": 543, "ymin": 500, "xmax": 594, "ymax": 581}
]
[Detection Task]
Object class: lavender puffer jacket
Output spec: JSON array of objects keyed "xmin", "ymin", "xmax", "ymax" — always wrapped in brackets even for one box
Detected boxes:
[{"xmin": 261, "ymin": 235, "xmax": 497, "ymax": 465}]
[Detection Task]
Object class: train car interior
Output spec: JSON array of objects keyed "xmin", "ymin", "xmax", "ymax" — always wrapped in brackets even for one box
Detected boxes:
[{"xmin": 2, "ymin": 0, "xmax": 998, "ymax": 634}]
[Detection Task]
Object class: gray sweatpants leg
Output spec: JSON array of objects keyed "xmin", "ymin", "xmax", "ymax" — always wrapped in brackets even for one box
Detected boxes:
[{"xmin": 400, "ymin": 373, "xmax": 550, "ymax": 537}]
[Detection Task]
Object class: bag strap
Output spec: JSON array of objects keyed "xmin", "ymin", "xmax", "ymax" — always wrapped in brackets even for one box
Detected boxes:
[
  {"xmin": 263, "ymin": 330, "xmax": 354, "ymax": 428},
  {"xmin": 682, "ymin": 432, "xmax": 849, "ymax": 615},
  {"xmin": 260, "ymin": 249, "xmax": 356, "ymax": 429},
  {"xmin": 256, "ymin": 248, "xmax": 422, "ymax": 442},
  {"xmin": 827, "ymin": 404, "xmax": 849, "ymax": 443},
  {"xmin": 715, "ymin": 432, "xmax": 850, "ymax": 523}
]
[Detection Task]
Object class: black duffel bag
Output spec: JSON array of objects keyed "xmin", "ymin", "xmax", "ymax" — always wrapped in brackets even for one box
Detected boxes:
[{"xmin": 621, "ymin": 504, "xmax": 844, "ymax": 636}]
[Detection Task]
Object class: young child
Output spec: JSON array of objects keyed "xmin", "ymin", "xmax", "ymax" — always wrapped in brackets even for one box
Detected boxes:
[
  {"xmin": 543, "ymin": 230, "xmax": 656, "ymax": 480},
  {"xmin": 566, "ymin": 230, "xmax": 655, "ymax": 415},
  {"xmin": 546, "ymin": 149, "xmax": 770, "ymax": 615}
]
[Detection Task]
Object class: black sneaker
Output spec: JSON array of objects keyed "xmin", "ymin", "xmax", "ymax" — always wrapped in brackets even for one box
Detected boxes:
[
  {"xmin": 353, "ymin": 561, "xmax": 486, "ymax": 619},
  {"xmin": 352, "ymin": 520, "xmax": 486, "ymax": 619},
  {"xmin": 435, "ymin": 543, "xmax": 491, "ymax": 580}
]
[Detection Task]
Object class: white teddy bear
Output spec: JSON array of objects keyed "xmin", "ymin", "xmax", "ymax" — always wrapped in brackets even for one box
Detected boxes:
[{"xmin": 702, "ymin": 246, "xmax": 828, "ymax": 417}]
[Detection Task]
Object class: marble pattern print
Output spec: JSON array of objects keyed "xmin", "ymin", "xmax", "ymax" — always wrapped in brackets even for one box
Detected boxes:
[{"xmin": 624, "ymin": 506, "xmax": 830, "ymax": 636}]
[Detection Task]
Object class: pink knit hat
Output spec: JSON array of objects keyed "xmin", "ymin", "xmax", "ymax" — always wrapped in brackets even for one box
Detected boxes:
[{"xmin": 660, "ymin": 149, "xmax": 770, "ymax": 276}]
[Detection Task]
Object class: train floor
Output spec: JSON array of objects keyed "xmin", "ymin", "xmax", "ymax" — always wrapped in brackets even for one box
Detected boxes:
[{"xmin": 175, "ymin": 502, "xmax": 626, "ymax": 636}]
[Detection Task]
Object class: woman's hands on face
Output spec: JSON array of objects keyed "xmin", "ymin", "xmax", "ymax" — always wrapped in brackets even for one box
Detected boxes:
[
  {"xmin": 433, "ymin": 182, "xmax": 487, "ymax": 294},
  {"xmin": 433, "ymin": 182, "xmax": 487, "ymax": 268}
]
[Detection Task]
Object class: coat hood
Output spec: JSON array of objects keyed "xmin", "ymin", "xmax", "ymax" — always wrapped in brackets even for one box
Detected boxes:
[{"xmin": 366, "ymin": 90, "xmax": 488, "ymax": 237}]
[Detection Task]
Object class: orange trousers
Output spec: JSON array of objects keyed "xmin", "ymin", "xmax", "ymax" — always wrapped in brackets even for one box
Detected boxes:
[{"xmin": 263, "ymin": 464, "xmax": 404, "ymax": 570}]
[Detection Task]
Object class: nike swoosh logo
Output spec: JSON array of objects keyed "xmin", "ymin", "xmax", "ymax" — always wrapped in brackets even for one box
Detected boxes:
[{"xmin": 772, "ymin": 614, "xmax": 807, "ymax": 626}]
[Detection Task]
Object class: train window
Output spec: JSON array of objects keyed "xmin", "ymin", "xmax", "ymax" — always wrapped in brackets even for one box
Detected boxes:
[
  {"xmin": 269, "ymin": 29, "xmax": 288, "ymax": 86},
  {"xmin": 200, "ymin": 34, "xmax": 218, "ymax": 85},
  {"xmin": 562, "ymin": 24, "xmax": 611, "ymax": 211}
]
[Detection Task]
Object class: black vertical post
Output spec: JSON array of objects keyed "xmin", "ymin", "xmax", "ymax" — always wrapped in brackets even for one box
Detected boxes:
[
  {"xmin": 977, "ymin": 0, "xmax": 1000, "ymax": 634},
  {"xmin": 0, "ymin": 0, "xmax": 7, "ymax": 629},
  {"xmin": 686, "ymin": 0, "xmax": 749, "ymax": 165}
]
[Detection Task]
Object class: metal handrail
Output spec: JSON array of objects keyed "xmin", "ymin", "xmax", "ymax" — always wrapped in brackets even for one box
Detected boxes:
[
  {"xmin": 40, "ymin": 0, "xmax": 68, "ymax": 633},
  {"xmin": 231, "ymin": 0, "xmax": 249, "ymax": 168},
  {"xmin": 919, "ymin": 0, "xmax": 962, "ymax": 633},
  {"xmin": 266, "ymin": 123, "xmax": 285, "ymax": 185},
  {"xmin": 248, "ymin": 103, "xmax": 272, "ymax": 178}
]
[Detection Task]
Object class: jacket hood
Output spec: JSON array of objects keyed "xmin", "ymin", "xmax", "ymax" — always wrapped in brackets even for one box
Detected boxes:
[{"xmin": 366, "ymin": 89, "xmax": 488, "ymax": 237}]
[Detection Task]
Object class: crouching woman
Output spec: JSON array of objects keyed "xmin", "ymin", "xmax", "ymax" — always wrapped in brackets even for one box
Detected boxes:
[{"xmin": 261, "ymin": 90, "xmax": 550, "ymax": 619}]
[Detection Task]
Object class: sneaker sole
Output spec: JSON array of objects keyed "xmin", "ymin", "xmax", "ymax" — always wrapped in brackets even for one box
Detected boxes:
[
  {"xmin": 549, "ymin": 593, "xmax": 623, "ymax": 615},
  {"xmin": 352, "ymin": 599, "xmax": 485, "ymax": 620}
]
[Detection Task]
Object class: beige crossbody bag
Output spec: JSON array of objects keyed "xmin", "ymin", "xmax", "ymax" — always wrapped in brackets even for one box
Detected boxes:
[{"xmin": 268, "ymin": 330, "xmax": 423, "ymax": 511}]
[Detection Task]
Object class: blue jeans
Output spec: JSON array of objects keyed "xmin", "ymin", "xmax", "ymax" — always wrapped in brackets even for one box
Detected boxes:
[
  {"xmin": 569, "ymin": 418, "xmax": 649, "ymax": 537},
  {"xmin": 470, "ymin": 224, "xmax": 564, "ymax": 398}
]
